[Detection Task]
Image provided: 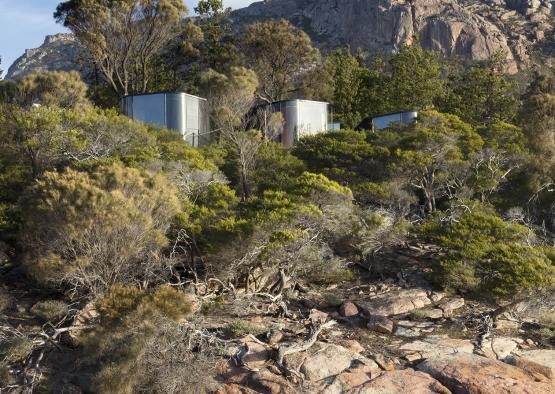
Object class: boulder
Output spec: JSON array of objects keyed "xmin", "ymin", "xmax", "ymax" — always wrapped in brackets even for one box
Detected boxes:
[
  {"xmin": 507, "ymin": 349, "xmax": 555, "ymax": 380},
  {"xmin": 400, "ymin": 335, "xmax": 474, "ymax": 361},
  {"xmin": 395, "ymin": 326, "xmax": 421, "ymax": 337},
  {"xmin": 349, "ymin": 369, "xmax": 451, "ymax": 394},
  {"xmin": 284, "ymin": 342, "xmax": 379, "ymax": 382},
  {"xmin": 335, "ymin": 339, "xmax": 364, "ymax": 354},
  {"xmin": 357, "ymin": 289, "xmax": 432, "ymax": 317},
  {"xmin": 367, "ymin": 315, "xmax": 394, "ymax": 334},
  {"xmin": 417, "ymin": 353, "xmax": 553, "ymax": 394},
  {"xmin": 234, "ymin": 336, "xmax": 271, "ymax": 369},
  {"xmin": 480, "ymin": 337, "xmax": 521, "ymax": 360},
  {"xmin": 416, "ymin": 308, "xmax": 444, "ymax": 320},
  {"xmin": 437, "ymin": 298, "xmax": 465, "ymax": 317},
  {"xmin": 267, "ymin": 331, "xmax": 284, "ymax": 346},
  {"xmin": 321, "ymin": 365, "xmax": 375, "ymax": 394},
  {"xmin": 340, "ymin": 302, "xmax": 359, "ymax": 317},
  {"xmin": 243, "ymin": 369, "xmax": 296, "ymax": 394}
]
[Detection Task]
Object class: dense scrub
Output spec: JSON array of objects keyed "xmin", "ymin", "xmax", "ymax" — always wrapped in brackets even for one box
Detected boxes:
[{"xmin": 0, "ymin": 1, "xmax": 554, "ymax": 391}]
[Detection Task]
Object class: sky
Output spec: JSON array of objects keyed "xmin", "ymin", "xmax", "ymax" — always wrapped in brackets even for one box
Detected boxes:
[{"xmin": 0, "ymin": 0, "xmax": 255, "ymax": 77}]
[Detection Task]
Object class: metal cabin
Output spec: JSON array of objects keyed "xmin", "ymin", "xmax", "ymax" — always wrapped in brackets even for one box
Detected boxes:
[
  {"xmin": 357, "ymin": 111, "xmax": 418, "ymax": 132},
  {"xmin": 264, "ymin": 99, "xmax": 329, "ymax": 148},
  {"xmin": 122, "ymin": 92, "xmax": 210, "ymax": 147}
]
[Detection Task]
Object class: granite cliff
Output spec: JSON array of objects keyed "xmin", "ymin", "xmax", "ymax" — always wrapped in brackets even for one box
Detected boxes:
[
  {"xmin": 5, "ymin": 0, "xmax": 555, "ymax": 79},
  {"xmin": 6, "ymin": 33, "xmax": 85, "ymax": 80}
]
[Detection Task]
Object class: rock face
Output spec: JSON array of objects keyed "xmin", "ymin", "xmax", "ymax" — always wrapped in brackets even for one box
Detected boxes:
[
  {"xmin": 356, "ymin": 288, "xmax": 433, "ymax": 316},
  {"xmin": 6, "ymin": 34, "xmax": 84, "ymax": 80},
  {"xmin": 232, "ymin": 0, "xmax": 520, "ymax": 73},
  {"xmin": 283, "ymin": 342, "xmax": 380, "ymax": 382},
  {"xmin": 417, "ymin": 353, "xmax": 554, "ymax": 394},
  {"xmin": 351, "ymin": 369, "xmax": 451, "ymax": 394},
  {"xmin": 8, "ymin": 1, "xmax": 555, "ymax": 78}
]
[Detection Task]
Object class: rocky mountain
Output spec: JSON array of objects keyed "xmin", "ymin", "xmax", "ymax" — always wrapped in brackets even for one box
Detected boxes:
[
  {"xmin": 5, "ymin": 0, "xmax": 555, "ymax": 79},
  {"xmin": 5, "ymin": 33, "xmax": 84, "ymax": 80},
  {"xmin": 232, "ymin": 0, "xmax": 554, "ymax": 73}
]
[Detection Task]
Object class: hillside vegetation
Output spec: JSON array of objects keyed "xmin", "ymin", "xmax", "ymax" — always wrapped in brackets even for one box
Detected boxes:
[{"xmin": 0, "ymin": 1, "xmax": 554, "ymax": 393}]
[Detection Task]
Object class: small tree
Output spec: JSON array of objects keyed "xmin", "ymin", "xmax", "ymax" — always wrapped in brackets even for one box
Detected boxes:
[
  {"xmin": 17, "ymin": 70, "xmax": 90, "ymax": 109},
  {"xmin": 239, "ymin": 19, "xmax": 320, "ymax": 103},
  {"xmin": 199, "ymin": 67, "xmax": 262, "ymax": 200},
  {"xmin": 20, "ymin": 164, "xmax": 180, "ymax": 297},
  {"xmin": 421, "ymin": 205, "xmax": 555, "ymax": 298}
]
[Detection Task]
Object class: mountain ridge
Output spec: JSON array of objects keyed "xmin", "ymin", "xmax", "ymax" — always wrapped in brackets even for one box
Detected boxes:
[{"xmin": 5, "ymin": 0, "xmax": 555, "ymax": 80}]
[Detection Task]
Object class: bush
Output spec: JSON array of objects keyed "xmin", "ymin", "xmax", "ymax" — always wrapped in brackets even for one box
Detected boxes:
[
  {"xmin": 0, "ymin": 288, "xmax": 13, "ymax": 313},
  {"xmin": 227, "ymin": 319, "xmax": 266, "ymax": 338},
  {"xmin": 31, "ymin": 300, "xmax": 68, "ymax": 322},
  {"xmin": 84, "ymin": 285, "xmax": 205, "ymax": 394},
  {"xmin": 0, "ymin": 337, "xmax": 34, "ymax": 364},
  {"xmin": 20, "ymin": 164, "xmax": 180, "ymax": 297},
  {"xmin": 96, "ymin": 284, "xmax": 192, "ymax": 328},
  {"xmin": 420, "ymin": 206, "xmax": 555, "ymax": 298}
]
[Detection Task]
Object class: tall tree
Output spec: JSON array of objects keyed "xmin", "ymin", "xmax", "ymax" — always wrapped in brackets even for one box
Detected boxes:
[
  {"xmin": 439, "ymin": 53, "xmax": 518, "ymax": 125},
  {"xmin": 239, "ymin": 19, "xmax": 320, "ymax": 103},
  {"xmin": 195, "ymin": 0, "xmax": 238, "ymax": 72},
  {"xmin": 55, "ymin": 0, "xmax": 187, "ymax": 97},
  {"xmin": 385, "ymin": 43, "xmax": 443, "ymax": 112}
]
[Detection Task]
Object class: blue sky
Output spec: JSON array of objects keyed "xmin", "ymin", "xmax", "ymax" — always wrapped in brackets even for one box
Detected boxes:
[{"xmin": 0, "ymin": 0, "xmax": 255, "ymax": 77}]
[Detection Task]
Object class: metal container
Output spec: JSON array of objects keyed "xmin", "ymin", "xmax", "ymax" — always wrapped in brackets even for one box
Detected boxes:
[
  {"xmin": 264, "ymin": 99, "xmax": 329, "ymax": 148},
  {"xmin": 122, "ymin": 92, "xmax": 210, "ymax": 147},
  {"xmin": 372, "ymin": 111, "xmax": 418, "ymax": 131}
]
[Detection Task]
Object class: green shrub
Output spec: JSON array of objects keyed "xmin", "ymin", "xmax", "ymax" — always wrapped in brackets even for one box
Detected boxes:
[
  {"xmin": 84, "ymin": 285, "xmax": 196, "ymax": 394},
  {"xmin": 0, "ymin": 337, "xmax": 34, "ymax": 364},
  {"xmin": 96, "ymin": 284, "xmax": 192, "ymax": 328},
  {"xmin": 31, "ymin": 300, "xmax": 68, "ymax": 322},
  {"xmin": 19, "ymin": 164, "xmax": 180, "ymax": 296},
  {"xmin": 228, "ymin": 319, "xmax": 266, "ymax": 338},
  {"xmin": 420, "ymin": 206, "xmax": 555, "ymax": 298},
  {"xmin": 539, "ymin": 311, "xmax": 555, "ymax": 327},
  {"xmin": 0, "ymin": 288, "xmax": 13, "ymax": 313}
]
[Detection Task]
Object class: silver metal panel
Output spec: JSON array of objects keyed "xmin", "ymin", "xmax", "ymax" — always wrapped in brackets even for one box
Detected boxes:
[
  {"xmin": 297, "ymin": 100, "xmax": 328, "ymax": 140},
  {"xmin": 125, "ymin": 94, "xmax": 166, "ymax": 129},
  {"xmin": 166, "ymin": 93, "xmax": 186, "ymax": 133},
  {"xmin": 265, "ymin": 99, "xmax": 329, "ymax": 148},
  {"xmin": 122, "ymin": 92, "xmax": 210, "ymax": 148},
  {"xmin": 373, "ymin": 111, "xmax": 418, "ymax": 130}
]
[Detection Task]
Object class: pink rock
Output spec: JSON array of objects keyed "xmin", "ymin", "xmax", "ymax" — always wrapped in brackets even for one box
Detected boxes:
[
  {"xmin": 340, "ymin": 302, "xmax": 359, "ymax": 317},
  {"xmin": 367, "ymin": 315, "xmax": 394, "ymax": 334}
]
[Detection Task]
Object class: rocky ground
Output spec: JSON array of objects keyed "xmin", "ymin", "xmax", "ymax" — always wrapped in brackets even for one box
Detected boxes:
[{"xmin": 1, "ymin": 242, "xmax": 554, "ymax": 393}]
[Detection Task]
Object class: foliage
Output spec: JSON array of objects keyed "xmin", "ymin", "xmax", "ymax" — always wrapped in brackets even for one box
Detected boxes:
[
  {"xmin": 17, "ymin": 70, "xmax": 91, "ymax": 109},
  {"xmin": 194, "ymin": 0, "xmax": 238, "ymax": 72},
  {"xmin": 55, "ymin": 0, "xmax": 187, "ymax": 96},
  {"xmin": 239, "ymin": 19, "xmax": 320, "ymax": 102},
  {"xmin": 420, "ymin": 205, "xmax": 555, "ymax": 298},
  {"xmin": 31, "ymin": 300, "xmax": 68, "ymax": 322},
  {"xmin": 20, "ymin": 164, "xmax": 180, "ymax": 297},
  {"xmin": 0, "ymin": 337, "xmax": 34, "ymax": 364},
  {"xmin": 84, "ymin": 285, "xmax": 208, "ymax": 394},
  {"xmin": 439, "ymin": 54, "xmax": 518, "ymax": 125},
  {"xmin": 227, "ymin": 319, "xmax": 266, "ymax": 338},
  {"xmin": 385, "ymin": 43, "xmax": 443, "ymax": 112},
  {"xmin": 292, "ymin": 130, "xmax": 388, "ymax": 191},
  {"xmin": 252, "ymin": 141, "xmax": 306, "ymax": 194},
  {"xmin": 0, "ymin": 288, "xmax": 13, "ymax": 313},
  {"xmin": 0, "ymin": 105, "xmax": 156, "ymax": 179}
]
